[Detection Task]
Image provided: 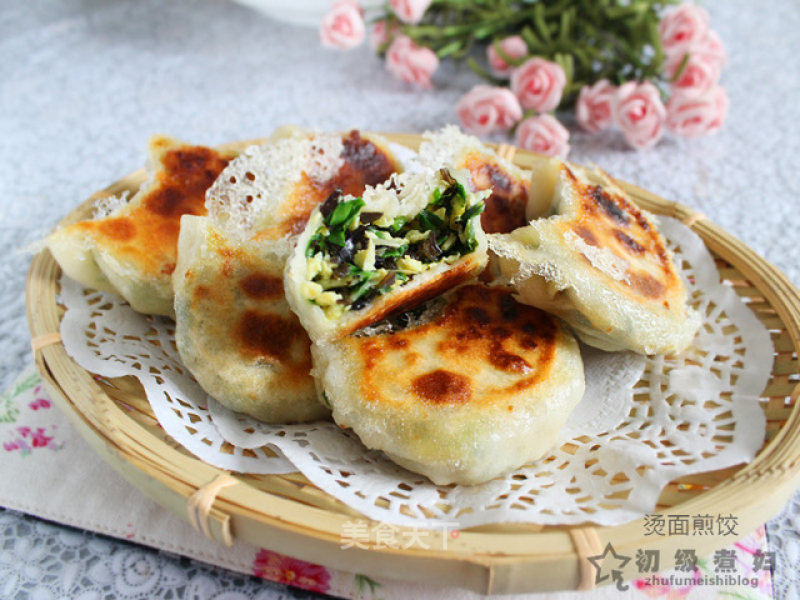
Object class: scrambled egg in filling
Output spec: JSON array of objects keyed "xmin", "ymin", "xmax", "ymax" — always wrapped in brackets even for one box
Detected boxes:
[{"xmin": 302, "ymin": 170, "xmax": 484, "ymax": 319}]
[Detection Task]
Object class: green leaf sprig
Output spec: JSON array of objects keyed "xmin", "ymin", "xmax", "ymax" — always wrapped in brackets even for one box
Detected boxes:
[{"xmin": 376, "ymin": 0, "xmax": 678, "ymax": 106}]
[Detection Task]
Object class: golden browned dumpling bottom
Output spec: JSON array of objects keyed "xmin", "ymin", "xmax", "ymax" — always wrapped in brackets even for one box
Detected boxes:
[
  {"xmin": 561, "ymin": 166, "xmax": 681, "ymax": 303},
  {"xmin": 490, "ymin": 163, "xmax": 700, "ymax": 354},
  {"xmin": 47, "ymin": 136, "xmax": 237, "ymax": 316},
  {"xmin": 173, "ymin": 216, "xmax": 326, "ymax": 423},
  {"xmin": 313, "ymin": 284, "xmax": 585, "ymax": 485},
  {"xmin": 73, "ymin": 142, "xmax": 231, "ymax": 277},
  {"xmin": 353, "ymin": 286, "xmax": 561, "ymax": 409}
]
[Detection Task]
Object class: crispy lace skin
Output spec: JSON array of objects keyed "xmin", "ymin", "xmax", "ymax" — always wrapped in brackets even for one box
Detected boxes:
[{"xmin": 206, "ymin": 129, "xmax": 402, "ymax": 242}]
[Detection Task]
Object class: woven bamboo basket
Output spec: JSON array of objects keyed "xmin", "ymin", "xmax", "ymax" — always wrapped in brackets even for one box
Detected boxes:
[{"xmin": 26, "ymin": 133, "xmax": 800, "ymax": 594}]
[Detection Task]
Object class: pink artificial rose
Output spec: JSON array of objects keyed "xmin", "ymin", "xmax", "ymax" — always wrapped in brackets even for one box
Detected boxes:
[
  {"xmin": 511, "ymin": 57, "xmax": 566, "ymax": 112},
  {"xmin": 319, "ymin": 0, "xmax": 365, "ymax": 50},
  {"xmin": 385, "ymin": 35, "xmax": 439, "ymax": 88},
  {"xmin": 664, "ymin": 47, "xmax": 722, "ymax": 96},
  {"xmin": 487, "ymin": 35, "xmax": 528, "ymax": 78},
  {"xmin": 370, "ymin": 20, "xmax": 390, "ymax": 51},
  {"xmin": 613, "ymin": 81, "xmax": 667, "ymax": 150},
  {"xmin": 659, "ymin": 4, "xmax": 710, "ymax": 56},
  {"xmin": 702, "ymin": 30, "xmax": 727, "ymax": 65},
  {"xmin": 666, "ymin": 85, "xmax": 729, "ymax": 138},
  {"xmin": 575, "ymin": 79, "xmax": 616, "ymax": 133},
  {"xmin": 390, "ymin": 0, "xmax": 431, "ymax": 24},
  {"xmin": 456, "ymin": 85, "xmax": 523, "ymax": 135},
  {"xmin": 515, "ymin": 114, "xmax": 570, "ymax": 158}
]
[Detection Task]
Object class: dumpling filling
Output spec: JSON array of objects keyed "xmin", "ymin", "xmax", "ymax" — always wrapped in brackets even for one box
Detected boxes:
[{"xmin": 301, "ymin": 169, "xmax": 485, "ymax": 319}]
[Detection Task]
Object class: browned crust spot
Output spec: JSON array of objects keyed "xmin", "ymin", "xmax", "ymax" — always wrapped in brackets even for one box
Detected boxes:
[
  {"xmin": 144, "ymin": 185, "xmax": 187, "ymax": 218},
  {"xmin": 388, "ymin": 336, "xmax": 408, "ymax": 349},
  {"xmin": 615, "ymin": 230, "xmax": 645, "ymax": 254},
  {"xmin": 235, "ymin": 310, "xmax": 313, "ymax": 384},
  {"xmin": 573, "ymin": 225, "xmax": 598, "ymax": 246},
  {"xmin": 627, "ymin": 271, "xmax": 667, "ymax": 298},
  {"xmin": 435, "ymin": 287, "xmax": 552, "ymax": 378},
  {"xmin": 193, "ymin": 285, "xmax": 211, "ymax": 300},
  {"xmin": 490, "ymin": 347, "xmax": 532, "ymax": 373},
  {"xmin": 162, "ymin": 147, "xmax": 232, "ymax": 197},
  {"xmin": 412, "ymin": 369, "xmax": 471, "ymax": 404},
  {"xmin": 145, "ymin": 146, "xmax": 231, "ymax": 217},
  {"xmin": 97, "ymin": 217, "xmax": 136, "ymax": 241},
  {"xmin": 340, "ymin": 130, "xmax": 397, "ymax": 188},
  {"xmin": 241, "ymin": 273, "xmax": 283, "ymax": 299},
  {"xmin": 587, "ymin": 185, "xmax": 629, "ymax": 225}
]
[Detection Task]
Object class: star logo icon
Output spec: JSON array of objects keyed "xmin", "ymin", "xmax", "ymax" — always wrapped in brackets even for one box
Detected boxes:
[{"xmin": 588, "ymin": 542, "xmax": 632, "ymax": 591}]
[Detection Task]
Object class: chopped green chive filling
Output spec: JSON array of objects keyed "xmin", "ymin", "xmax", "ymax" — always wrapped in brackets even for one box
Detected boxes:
[{"xmin": 303, "ymin": 170, "xmax": 484, "ymax": 318}]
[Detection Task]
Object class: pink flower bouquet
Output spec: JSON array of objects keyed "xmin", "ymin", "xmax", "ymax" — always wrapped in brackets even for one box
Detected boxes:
[{"xmin": 320, "ymin": 0, "xmax": 729, "ymax": 154}]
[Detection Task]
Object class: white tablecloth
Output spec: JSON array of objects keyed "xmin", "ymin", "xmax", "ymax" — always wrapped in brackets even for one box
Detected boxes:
[{"xmin": 1, "ymin": 0, "xmax": 799, "ymax": 597}]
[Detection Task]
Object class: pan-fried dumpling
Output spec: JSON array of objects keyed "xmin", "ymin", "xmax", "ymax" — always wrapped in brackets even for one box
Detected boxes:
[
  {"xmin": 312, "ymin": 284, "xmax": 585, "ymax": 485},
  {"xmin": 206, "ymin": 129, "xmax": 402, "ymax": 244},
  {"xmin": 489, "ymin": 162, "xmax": 700, "ymax": 355},
  {"xmin": 284, "ymin": 168, "xmax": 490, "ymax": 343},
  {"xmin": 417, "ymin": 125, "xmax": 532, "ymax": 233},
  {"xmin": 47, "ymin": 136, "xmax": 237, "ymax": 317},
  {"xmin": 173, "ymin": 215, "xmax": 327, "ymax": 423}
]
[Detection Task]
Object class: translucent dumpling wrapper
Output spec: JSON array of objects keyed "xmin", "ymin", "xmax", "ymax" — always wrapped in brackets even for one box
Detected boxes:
[
  {"xmin": 312, "ymin": 284, "xmax": 585, "ymax": 485},
  {"xmin": 47, "ymin": 136, "xmax": 237, "ymax": 317},
  {"xmin": 173, "ymin": 215, "xmax": 328, "ymax": 423},
  {"xmin": 489, "ymin": 162, "xmax": 701, "ymax": 355},
  {"xmin": 284, "ymin": 167, "xmax": 490, "ymax": 343}
]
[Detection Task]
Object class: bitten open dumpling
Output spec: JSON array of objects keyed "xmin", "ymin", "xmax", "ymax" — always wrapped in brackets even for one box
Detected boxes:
[
  {"xmin": 490, "ymin": 162, "xmax": 700, "ymax": 355},
  {"xmin": 173, "ymin": 215, "xmax": 327, "ymax": 423},
  {"xmin": 417, "ymin": 125, "xmax": 532, "ymax": 233},
  {"xmin": 47, "ymin": 136, "xmax": 237, "ymax": 316},
  {"xmin": 312, "ymin": 284, "xmax": 585, "ymax": 485},
  {"xmin": 284, "ymin": 168, "xmax": 490, "ymax": 343}
]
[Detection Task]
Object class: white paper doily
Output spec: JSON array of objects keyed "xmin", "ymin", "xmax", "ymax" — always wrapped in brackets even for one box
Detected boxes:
[
  {"xmin": 58, "ymin": 283, "xmax": 295, "ymax": 475},
  {"xmin": 58, "ymin": 217, "xmax": 773, "ymax": 528}
]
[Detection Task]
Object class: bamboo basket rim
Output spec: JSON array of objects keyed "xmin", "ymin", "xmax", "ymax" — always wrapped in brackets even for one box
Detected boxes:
[{"xmin": 25, "ymin": 133, "xmax": 800, "ymax": 594}]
